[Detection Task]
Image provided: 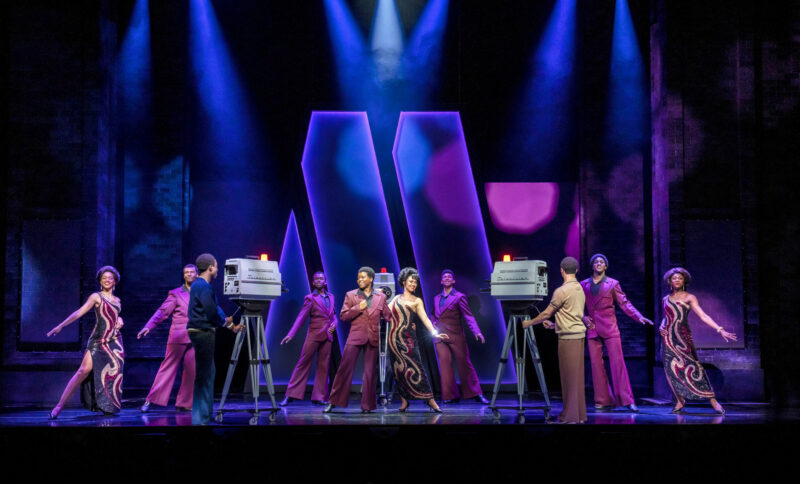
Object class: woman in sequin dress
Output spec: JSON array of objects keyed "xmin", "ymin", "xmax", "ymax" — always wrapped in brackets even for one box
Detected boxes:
[
  {"xmin": 659, "ymin": 267, "xmax": 736, "ymax": 415},
  {"xmin": 388, "ymin": 267, "xmax": 448, "ymax": 413},
  {"xmin": 47, "ymin": 266, "xmax": 125, "ymax": 418}
]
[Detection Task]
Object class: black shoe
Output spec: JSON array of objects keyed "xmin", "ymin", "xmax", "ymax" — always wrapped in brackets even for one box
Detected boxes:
[
  {"xmin": 442, "ymin": 398, "xmax": 460, "ymax": 404},
  {"xmin": 361, "ymin": 408, "xmax": 373, "ymax": 414},
  {"xmin": 140, "ymin": 401, "xmax": 151, "ymax": 413},
  {"xmin": 474, "ymin": 395, "xmax": 489, "ymax": 404},
  {"xmin": 426, "ymin": 401, "xmax": 443, "ymax": 414},
  {"xmin": 323, "ymin": 404, "xmax": 335, "ymax": 413},
  {"xmin": 311, "ymin": 400, "xmax": 329, "ymax": 406},
  {"xmin": 280, "ymin": 396, "xmax": 297, "ymax": 406},
  {"xmin": 176, "ymin": 406, "xmax": 191, "ymax": 412},
  {"xmin": 627, "ymin": 403, "xmax": 639, "ymax": 413},
  {"xmin": 594, "ymin": 404, "xmax": 615, "ymax": 411},
  {"xmin": 48, "ymin": 410, "xmax": 59, "ymax": 420}
]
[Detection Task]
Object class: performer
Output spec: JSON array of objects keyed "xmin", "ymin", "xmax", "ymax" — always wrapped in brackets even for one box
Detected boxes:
[
  {"xmin": 523, "ymin": 257, "xmax": 587, "ymax": 424},
  {"xmin": 431, "ymin": 269, "xmax": 489, "ymax": 404},
  {"xmin": 324, "ymin": 267, "xmax": 391, "ymax": 413},
  {"xmin": 46, "ymin": 266, "xmax": 125, "ymax": 419},
  {"xmin": 388, "ymin": 267, "xmax": 448, "ymax": 413},
  {"xmin": 580, "ymin": 254, "xmax": 653, "ymax": 412},
  {"xmin": 137, "ymin": 264, "xmax": 198, "ymax": 413},
  {"xmin": 280, "ymin": 271, "xmax": 337, "ymax": 406},
  {"xmin": 187, "ymin": 253, "xmax": 241, "ymax": 425},
  {"xmin": 660, "ymin": 267, "xmax": 736, "ymax": 415}
]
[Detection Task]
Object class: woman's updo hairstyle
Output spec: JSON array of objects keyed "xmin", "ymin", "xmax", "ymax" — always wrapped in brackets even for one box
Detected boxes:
[
  {"xmin": 398, "ymin": 267, "xmax": 420, "ymax": 289},
  {"xmin": 96, "ymin": 265, "xmax": 120, "ymax": 284}
]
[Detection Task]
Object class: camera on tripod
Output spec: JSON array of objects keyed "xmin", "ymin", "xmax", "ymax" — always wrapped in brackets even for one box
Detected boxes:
[
  {"xmin": 374, "ymin": 270, "xmax": 396, "ymax": 299},
  {"xmin": 490, "ymin": 258, "xmax": 548, "ymax": 303},
  {"xmin": 223, "ymin": 257, "xmax": 282, "ymax": 301}
]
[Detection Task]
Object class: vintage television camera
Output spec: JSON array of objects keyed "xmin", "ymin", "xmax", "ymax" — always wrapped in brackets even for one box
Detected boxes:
[
  {"xmin": 374, "ymin": 270, "xmax": 396, "ymax": 299},
  {"xmin": 223, "ymin": 258, "xmax": 282, "ymax": 301},
  {"xmin": 489, "ymin": 258, "xmax": 548, "ymax": 302}
]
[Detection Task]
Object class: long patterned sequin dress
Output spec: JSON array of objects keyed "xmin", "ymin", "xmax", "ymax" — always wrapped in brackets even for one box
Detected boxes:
[
  {"xmin": 80, "ymin": 293, "xmax": 125, "ymax": 413},
  {"xmin": 659, "ymin": 296, "xmax": 715, "ymax": 400},
  {"xmin": 388, "ymin": 300, "xmax": 434, "ymax": 401}
]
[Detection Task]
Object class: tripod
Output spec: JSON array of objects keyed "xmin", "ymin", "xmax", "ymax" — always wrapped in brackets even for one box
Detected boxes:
[
  {"xmin": 489, "ymin": 302, "xmax": 551, "ymax": 423},
  {"xmin": 216, "ymin": 300, "xmax": 279, "ymax": 425}
]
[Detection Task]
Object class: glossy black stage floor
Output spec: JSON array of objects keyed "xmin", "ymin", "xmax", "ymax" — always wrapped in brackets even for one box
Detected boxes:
[{"xmin": 2, "ymin": 395, "xmax": 797, "ymax": 480}]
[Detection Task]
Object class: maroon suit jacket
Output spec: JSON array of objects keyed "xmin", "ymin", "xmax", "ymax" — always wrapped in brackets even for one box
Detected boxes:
[
  {"xmin": 339, "ymin": 288, "xmax": 391, "ymax": 347},
  {"xmin": 287, "ymin": 292, "xmax": 337, "ymax": 343},
  {"xmin": 431, "ymin": 289, "xmax": 481, "ymax": 338},
  {"xmin": 580, "ymin": 276, "xmax": 644, "ymax": 339},
  {"xmin": 144, "ymin": 286, "xmax": 191, "ymax": 344}
]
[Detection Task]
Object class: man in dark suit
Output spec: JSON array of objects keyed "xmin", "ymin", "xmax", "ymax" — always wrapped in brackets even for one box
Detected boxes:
[
  {"xmin": 580, "ymin": 254, "xmax": 653, "ymax": 412},
  {"xmin": 431, "ymin": 269, "xmax": 489, "ymax": 404},
  {"xmin": 280, "ymin": 271, "xmax": 337, "ymax": 405},
  {"xmin": 324, "ymin": 267, "xmax": 391, "ymax": 413}
]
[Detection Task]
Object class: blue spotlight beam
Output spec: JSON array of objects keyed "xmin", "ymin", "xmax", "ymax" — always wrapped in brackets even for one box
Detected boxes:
[
  {"xmin": 118, "ymin": 0, "xmax": 151, "ymax": 125},
  {"xmin": 301, "ymin": 112, "xmax": 401, "ymax": 354},
  {"xmin": 263, "ymin": 211, "xmax": 312, "ymax": 385},
  {"xmin": 189, "ymin": 0, "xmax": 263, "ymax": 172},
  {"xmin": 322, "ymin": 0, "xmax": 369, "ymax": 108},
  {"xmin": 404, "ymin": 0, "xmax": 449, "ymax": 104},
  {"xmin": 393, "ymin": 112, "xmax": 514, "ymax": 383},
  {"xmin": 507, "ymin": 0, "xmax": 576, "ymax": 178},
  {"xmin": 607, "ymin": 0, "xmax": 648, "ymax": 157}
]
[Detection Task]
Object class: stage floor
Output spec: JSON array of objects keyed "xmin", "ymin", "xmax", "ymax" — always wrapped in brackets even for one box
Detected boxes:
[
  {"xmin": 2, "ymin": 395, "xmax": 797, "ymax": 480},
  {"xmin": 0, "ymin": 395, "xmax": 794, "ymax": 427}
]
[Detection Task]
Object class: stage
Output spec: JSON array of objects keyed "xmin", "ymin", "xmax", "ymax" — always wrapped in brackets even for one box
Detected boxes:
[{"xmin": 1, "ymin": 394, "xmax": 796, "ymax": 480}]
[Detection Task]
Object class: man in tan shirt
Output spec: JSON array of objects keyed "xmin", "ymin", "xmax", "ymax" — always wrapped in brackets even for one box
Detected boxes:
[{"xmin": 523, "ymin": 256, "xmax": 586, "ymax": 423}]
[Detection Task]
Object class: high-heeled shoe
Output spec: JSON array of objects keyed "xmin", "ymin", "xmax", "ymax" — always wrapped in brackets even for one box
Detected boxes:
[
  {"xmin": 712, "ymin": 403, "xmax": 726, "ymax": 416},
  {"xmin": 48, "ymin": 405, "xmax": 63, "ymax": 420},
  {"xmin": 398, "ymin": 404, "xmax": 409, "ymax": 413},
  {"xmin": 671, "ymin": 404, "xmax": 685, "ymax": 414},
  {"xmin": 426, "ymin": 400, "xmax": 443, "ymax": 414}
]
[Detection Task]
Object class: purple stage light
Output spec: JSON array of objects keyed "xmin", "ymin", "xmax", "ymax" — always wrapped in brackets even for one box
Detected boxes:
[
  {"xmin": 485, "ymin": 182, "xmax": 559, "ymax": 234},
  {"xmin": 393, "ymin": 112, "xmax": 513, "ymax": 382},
  {"xmin": 262, "ymin": 211, "xmax": 312, "ymax": 385},
  {"xmin": 302, "ymin": 112, "xmax": 400, "ymax": 354}
]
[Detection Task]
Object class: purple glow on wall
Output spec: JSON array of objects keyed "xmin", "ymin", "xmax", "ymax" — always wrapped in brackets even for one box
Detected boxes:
[
  {"xmin": 485, "ymin": 182, "xmax": 559, "ymax": 234},
  {"xmin": 393, "ymin": 111, "xmax": 513, "ymax": 383}
]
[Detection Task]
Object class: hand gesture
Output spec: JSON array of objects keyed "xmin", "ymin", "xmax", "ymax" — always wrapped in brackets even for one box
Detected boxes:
[
  {"xmin": 434, "ymin": 332, "xmax": 449, "ymax": 341},
  {"xmin": 232, "ymin": 323, "xmax": 245, "ymax": 333},
  {"xmin": 475, "ymin": 333, "xmax": 485, "ymax": 344},
  {"xmin": 327, "ymin": 324, "xmax": 336, "ymax": 334},
  {"xmin": 720, "ymin": 329, "xmax": 737, "ymax": 342},
  {"xmin": 47, "ymin": 325, "xmax": 62, "ymax": 337},
  {"xmin": 640, "ymin": 317, "xmax": 654, "ymax": 326},
  {"xmin": 137, "ymin": 327, "xmax": 150, "ymax": 339},
  {"xmin": 225, "ymin": 316, "xmax": 234, "ymax": 324},
  {"xmin": 359, "ymin": 300, "xmax": 368, "ymax": 311},
  {"xmin": 115, "ymin": 318, "xmax": 125, "ymax": 331},
  {"xmin": 281, "ymin": 334, "xmax": 293, "ymax": 345},
  {"xmin": 582, "ymin": 316, "xmax": 595, "ymax": 330},
  {"xmin": 542, "ymin": 320, "xmax": 555, "ymax": 330}
]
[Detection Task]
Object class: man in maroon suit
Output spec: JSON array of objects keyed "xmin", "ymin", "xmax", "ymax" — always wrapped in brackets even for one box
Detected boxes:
[
  {"xmin": 431, "ymin": 269, "xmax": 489, "ymax": 404},
  {"xmin": 280, "ymin": 271, "xmax": 337, "ymax": 406},
  {"xmin": 580, "ymin": 254, "xmax": 653, "ymax": 412},
  {"xmin": 324, "ymin": 266, "xmax": 391, "ymax": 413},
  {"xmin": 138, "ymin": 264, "xmax": 198, "ymax": 412}
]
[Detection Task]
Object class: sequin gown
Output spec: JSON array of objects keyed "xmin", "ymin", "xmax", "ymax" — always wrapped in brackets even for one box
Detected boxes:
[
  {"xmin": 659, "ymin": 296, "xmax": 715, "ymax": 400},
  {"xmin": 388, "ymin": 300, "xmax": 434, "ymax": 401},
  {"xmin": 80, "ymin": 293, "xmax": 125, "ymax": 413}
]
